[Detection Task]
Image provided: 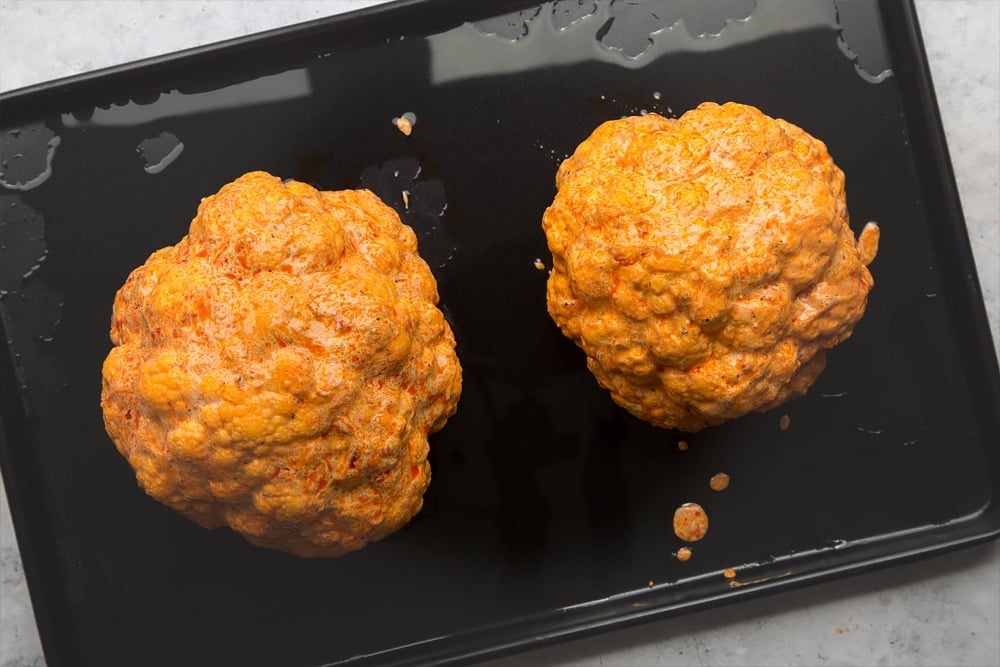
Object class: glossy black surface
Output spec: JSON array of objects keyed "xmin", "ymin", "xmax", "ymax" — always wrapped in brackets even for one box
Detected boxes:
[{"xmin": 1, "ymin": 1, "xmax": 998, "ymax": 665}]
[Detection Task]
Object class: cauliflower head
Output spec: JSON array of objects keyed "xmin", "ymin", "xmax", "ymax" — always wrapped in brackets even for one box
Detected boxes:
[
  {"xmin": 543, "ymin": 102, "xmax": 879, "ymax": 432},
  {"xmin": 101, "ymin": 171, "xmax": 462, "ymax": 557}
]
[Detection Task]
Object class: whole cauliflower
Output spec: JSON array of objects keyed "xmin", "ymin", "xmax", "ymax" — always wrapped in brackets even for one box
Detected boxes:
[
  {"xmin": 543, "ymin": 102, "xmax": 879, "ymax": 432},
  {"xmin": 101, "ymin": 171, "xmax": 462, "ymax": 557}
]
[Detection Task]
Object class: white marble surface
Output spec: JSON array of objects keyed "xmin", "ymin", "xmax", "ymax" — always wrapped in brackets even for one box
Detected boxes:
[{"xmin": 0, "ymin": 1, "xmax": 997, "ymax": 666}]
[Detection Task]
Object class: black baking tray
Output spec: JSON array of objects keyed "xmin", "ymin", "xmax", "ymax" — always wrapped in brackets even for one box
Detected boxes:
[{"xmin": 1, "ymin": 1, "xmax": 998, "ymax": 665}]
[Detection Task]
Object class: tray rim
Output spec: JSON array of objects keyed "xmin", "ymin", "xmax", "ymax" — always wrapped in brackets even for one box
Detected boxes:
[
  {"xmin": 1, "ymin": 0, "xmax": 999, "ymax": 665},
  {"xmin": 0, "ymin": 0, "xmax": 538, "ymax": 124},
  {"xmin": 361, "ymin": 521, "xmax": 1000, "ymax": 665}
]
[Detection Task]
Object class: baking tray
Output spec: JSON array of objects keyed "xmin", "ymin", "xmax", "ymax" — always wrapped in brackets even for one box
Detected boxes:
[{"xmin": 1, "ymin": 0, "xmax": 998, "ymax": 665}]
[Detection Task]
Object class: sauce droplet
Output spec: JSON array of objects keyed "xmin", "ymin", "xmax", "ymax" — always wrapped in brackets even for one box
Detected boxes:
[
  {"xmin": 709, "ymin": 472, "xmax": 730, "ymax": 491},
  {"xmin": 0, "ymin": 123, "xmax": 61, "ymax": 190},
  {"xmin": 673, "ymin": 502, "xmax": 708, "ymax": 542},
  {"xmin": 533, "ymin": 258, "xmax": 546, "ymax": 270},
  {"xmin": 779, "ymin": 414, "xmax": 791, "ymax": 430},
  {"xmin": 677, "ymin": 439, "xmax": 689, "ymax": 452},
  {"xmin": 724, "ymin": 567, "xmax": 736, "ymax": 579},
  {"xmin": 392, "ymin": 112, "xmax": 417, "ymax": 136},
  {"xmin": 472, "ymin": 6, "xmax": 542, "ymax": 42},
  {"xmin": 676, "ymin": 547, "xmax": 692, "ymax": 561},
  {"xmin": 137, "ymin": 131, "xmax": 184, "ymax": 175}
]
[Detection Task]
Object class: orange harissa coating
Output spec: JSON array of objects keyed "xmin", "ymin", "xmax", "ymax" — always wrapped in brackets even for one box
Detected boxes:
[
  {"xmin": 101, "ymin": 171, "xmax": 462, "ymax": 557},
  {"xmin": 543, "ymin": 102, "xmax": 879, "ymax": 432}
]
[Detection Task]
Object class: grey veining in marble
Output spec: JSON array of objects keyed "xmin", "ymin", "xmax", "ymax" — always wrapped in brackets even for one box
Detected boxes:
[{"xmin": 1, "ymin": 1, "xmax": 997, "ymax": 666}]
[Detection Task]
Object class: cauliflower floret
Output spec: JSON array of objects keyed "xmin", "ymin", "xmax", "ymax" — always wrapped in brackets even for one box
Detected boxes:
[
  {"xmin": 101, "ymin": 171, "xmax": 462, "ymax": 557},
  {"xmin": 543, "ymin": 102, "xmax": 879, "ymax": 432}
]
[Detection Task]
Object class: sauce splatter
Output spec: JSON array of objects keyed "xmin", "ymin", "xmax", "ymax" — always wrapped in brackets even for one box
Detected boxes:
[
  {"xmin": 673, "ymin": 503, "xmax": 708, "ymax": 542},
  {"xmin": 675, "ymin": 547, "xmax": 692, "ymax": 561},
  {"xmin": 779, "ymin": 414, "xmax": 791, "ymax": 430},
  {"xmin": 723, "ymin": 567, "xmax": 736, "ymax": 579},
  {"xmin": 677, "ymin": 440, "xmax": 689, "ymax": 452},
  {"xmin": 533, "ymin": 258, "xmax": 546, "ymax": 270},
  {"xmin": 709, "ymin": 472, "xmax": 730, "ymax": 491},
  {"xmin": 392, "ymin": 111, "xmax": 417, "ymax": 136}
]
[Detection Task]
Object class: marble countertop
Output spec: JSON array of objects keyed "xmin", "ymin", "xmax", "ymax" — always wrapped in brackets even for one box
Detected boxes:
[{"xmin": 1, "ymin": 1, "xmax": 997, "ymax": 665}]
